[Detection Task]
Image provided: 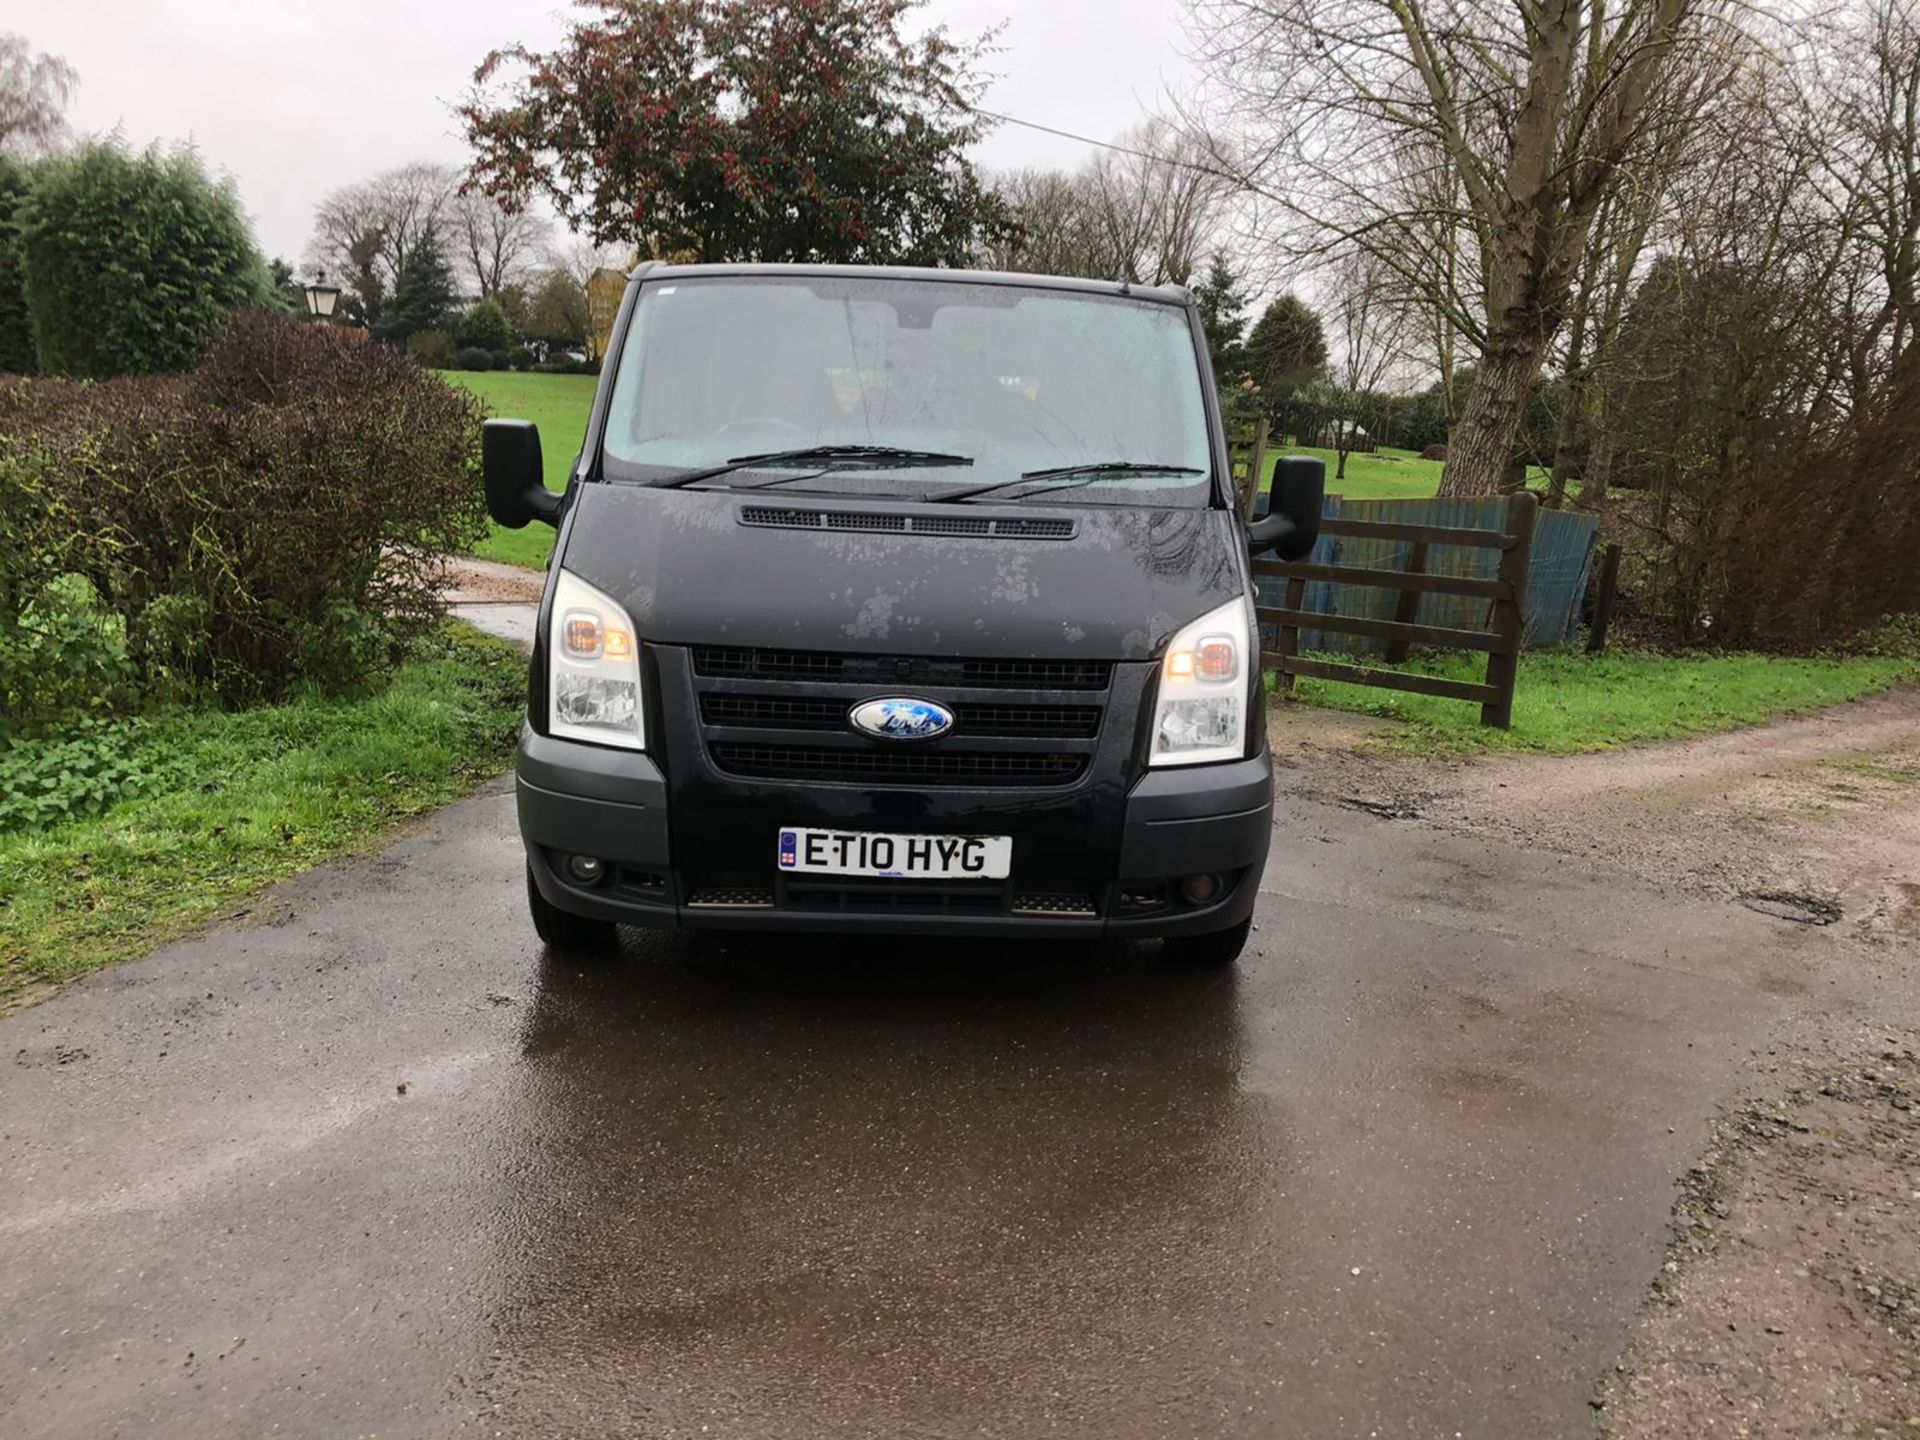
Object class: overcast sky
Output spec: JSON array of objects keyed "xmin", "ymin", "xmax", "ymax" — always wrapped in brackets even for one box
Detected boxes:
[{"xmin": 22, "ymin": 0, "xmax": 1196, "ymax": 266}]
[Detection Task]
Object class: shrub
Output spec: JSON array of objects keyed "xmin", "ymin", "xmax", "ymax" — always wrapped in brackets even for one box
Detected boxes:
[
  {"xmin": 507, "ymin": 345, "xmax": 536, "ymax": 371},
  {"xmin": 534, "ymin": 356, "xmax": 600, "ymax": 375},
  {"xmin": 458, "ymin": 296, "xmax": 514, "ymax": 352},
  {"xmin": 407, "ymin": 329, "xmax": 457, "ymax": 369},
  {"xmin": 0, "ymin": 311, "xmax": 488, "ymax": 712},
  {"xmin": 1704, "ymin": 355, "xmax": 1920, "ymax": 649},
  {"xmin": 453, "ymin": 346, "xmax": 495, "ymax": 372},
  {"xmin": 0, "ymin": 454, "xmax": 135, "ymax": 733},
  {"xmin": 17, "ymin": 140, "xmax": 271, "ymax": 378}
]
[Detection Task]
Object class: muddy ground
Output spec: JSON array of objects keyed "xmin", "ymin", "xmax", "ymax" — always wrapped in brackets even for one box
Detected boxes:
[
  {"xmin": 1270, "ymin": 692, "xmax": 1920, "ymax": 1437},
  {"xmin": 1271, "ymin": 689, "xmax": 1920, "ymax": 948}
]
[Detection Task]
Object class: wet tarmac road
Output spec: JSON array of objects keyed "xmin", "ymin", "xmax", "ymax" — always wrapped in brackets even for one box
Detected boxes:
[{"xmin": 1, "ymin": 779, "xmax": 1821, "ymax": 1438}]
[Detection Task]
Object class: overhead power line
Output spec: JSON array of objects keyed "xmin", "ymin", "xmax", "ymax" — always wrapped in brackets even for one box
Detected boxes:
[{"xmin": 965, "ymin": 105, "xmax": 1243, "ymax": 184}]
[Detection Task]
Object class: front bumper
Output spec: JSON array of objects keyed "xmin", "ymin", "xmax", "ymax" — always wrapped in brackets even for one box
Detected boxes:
[{"xmin": 517, "ymin": 730, "xmax": 1271, "ymax": 939}]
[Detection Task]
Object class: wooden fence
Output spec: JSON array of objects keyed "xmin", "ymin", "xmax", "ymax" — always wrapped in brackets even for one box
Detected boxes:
[
  {"xmin": 1255, "ymin": 491, "xmax": 1539, "ymax": 728},
  {"xmin": 1227, "ymin": 418, "xmax": 1269, "ymax": 520}
]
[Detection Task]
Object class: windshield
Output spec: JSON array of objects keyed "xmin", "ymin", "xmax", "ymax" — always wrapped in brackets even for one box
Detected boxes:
[{"xmin": 600, "ymin": 276, "xmax": 1216, "ymax": 507}]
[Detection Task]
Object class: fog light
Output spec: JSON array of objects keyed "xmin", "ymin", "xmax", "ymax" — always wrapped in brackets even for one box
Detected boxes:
[
  {"xmin": 566, "ymin": 854, "xmax": 606, "ymax": 885},
  {"xmin": 1179, "ymin": 873, "xmax": 1221, "ymax": 905}
]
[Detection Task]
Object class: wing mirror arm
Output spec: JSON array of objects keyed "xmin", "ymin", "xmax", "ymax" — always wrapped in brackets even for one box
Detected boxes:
[
  {"xmin": 483, "ymin": 419, "xmax": 564, "ymax": 530},
  {"xmin": 1246, "ymin": 511, "xmax": 1296, "ymax": 553},
  {"xmin": 1247, "ymin": 454, "xmax": 1325, "ymax": 562}
]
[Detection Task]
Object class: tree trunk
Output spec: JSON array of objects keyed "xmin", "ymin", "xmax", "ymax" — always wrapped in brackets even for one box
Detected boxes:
[
  {"xmin": 1547, "ymin": 309, "xmax": 1590, "ymax": 509},
  {"xmin": 1582, "ymin": 419, "xmax": 1615, "ymax": 508},
  {"xmin": 1437, "ymin": 328, "xmax": 1546, "ymax": 497},
  {"xmin": 1546, "ymin": 369, "xmax": 1583, "ymax": 509}
]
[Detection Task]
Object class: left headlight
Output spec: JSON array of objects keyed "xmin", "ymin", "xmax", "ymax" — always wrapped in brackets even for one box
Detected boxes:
[
  {"xmin": 1149, "ymin": 596, "xmax": 1255, "ymax": 767},
  {"xmin": 549, "ymin": 568, "xmax": 644, "ymax": 750}
]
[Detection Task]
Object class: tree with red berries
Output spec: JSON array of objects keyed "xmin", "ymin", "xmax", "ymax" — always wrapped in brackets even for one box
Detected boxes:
[{"xmin": 460, "ymin": 0, "xmax": 1009, "ymax": 267}]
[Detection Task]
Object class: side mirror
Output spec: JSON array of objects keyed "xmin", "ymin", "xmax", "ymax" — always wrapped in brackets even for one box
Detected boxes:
[
  {"xmin": 1247, "ymin": 454, "xmax": 1324, "ymax": 561},
  {"xmin": 483, "ymin": 419, "xmax": 564, "ymax": 529}
]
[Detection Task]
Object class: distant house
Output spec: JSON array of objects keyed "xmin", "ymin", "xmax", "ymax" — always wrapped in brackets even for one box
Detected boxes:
[{"xmin": 1295, "ymin": 419, "xmax": 1377, "ymax": 453}]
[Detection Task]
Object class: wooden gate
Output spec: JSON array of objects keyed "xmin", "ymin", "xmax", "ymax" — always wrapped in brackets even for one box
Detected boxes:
[{"xmin": 1255, "ymin": 491, "xmax": 1539, "ymax": 728}]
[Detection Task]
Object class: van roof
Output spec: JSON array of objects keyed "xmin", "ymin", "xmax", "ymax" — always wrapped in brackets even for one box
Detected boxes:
[{"xmin": 627, "ymin": 261, "xmax": 1194, "ymax": 308}]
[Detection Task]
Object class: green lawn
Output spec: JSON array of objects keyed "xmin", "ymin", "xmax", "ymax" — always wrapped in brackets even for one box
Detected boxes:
[
  {"xmin": 1260, "ymin": 445, "xmax": 1552, "ymax": 502},
  {"xmin": 442, "ymin": 370, "xmax": 599, "ymax": 568},
  {"xmin": 1278, "ymin": 648, "xmax": 1920, "ymax": 755},
  {"xmin": 0, "ymin": 626, "xmax": 526, "ymax": 1000}
]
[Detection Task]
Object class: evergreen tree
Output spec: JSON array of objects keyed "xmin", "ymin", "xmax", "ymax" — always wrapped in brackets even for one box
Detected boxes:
[
  {"xmin": 458, "ymin": 296, "xmax": 513, "ymax": 352},
  {"xmin": 0, "ymin": 153, "xmax": 34, "ymax": 374},
  {"xmin": 375, "ymin": 224, "xmax": 456, "ymax": 346},
  {"xmin": 1243, "ymin": 293, "xmax": 1328, "ymax": 410},
  {"xmin": 18, "ymin": 141, "xmax": 271, "ymax": 377},
  {"xmin": 266, "ymin": 256, "xmax": 302, "ymax": 316},
  {"xmin": 1192, "ymin": 250, "xmax": 1249, "ymax": 382}
]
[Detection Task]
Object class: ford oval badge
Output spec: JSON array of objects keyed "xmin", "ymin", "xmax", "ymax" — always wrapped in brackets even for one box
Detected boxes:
[{"xmin": 849, "ymin": 697, "xmax": 954, "ymax": 741}]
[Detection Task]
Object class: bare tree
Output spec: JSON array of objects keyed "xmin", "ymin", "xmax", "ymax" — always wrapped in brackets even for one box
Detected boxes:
[
  {"xmin": 1375, "ymin": 133, "xmax": 1476, "ymax": 427},
  {"xmin": 308, "ymin": 184, "xmax": 388, "ymax": 323},
  {"xmin": 449, "ymin": 189, "xmax": 552, "ymax": 298},
  {"xmin": 309, "ymin": 162, "xmax": 459, "ymax": 321},
  {"xmin": 992, "ymin": 119, "xmax": 1235, "ymax": 285},
  {"xmin": 1188, "ymin": 0, "xmax": 1730, "ymax": 495},
  {"xmin": 1087, "ymin": 120, "xmax": 1234, "ymax": 285},
  {"xmin": 1322, "ymin": 253, "xmax": 1411, "ymax": 480},
  {"xmin": 1819, "ymin": 0, "xmax": 1920, "ymax": 395},
  {"xmin": 1544, "ymin": 75, "xmax": 1698, "ymax": 507},
  {"xmin": 0, "ymin": 35, "xmax": 78, "ymax": 155},
  {"xmin": 978, "ymin": 168, "xmax": 1110, "ymax": 276}
]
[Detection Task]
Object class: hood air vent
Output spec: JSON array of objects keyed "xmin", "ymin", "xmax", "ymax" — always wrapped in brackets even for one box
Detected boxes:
[{"xmin": 739, "ymin": 505, "xmax": 1073, "ymax": 541}]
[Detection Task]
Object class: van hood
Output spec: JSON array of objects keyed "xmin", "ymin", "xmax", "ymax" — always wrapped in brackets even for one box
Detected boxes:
[{"xmin": 556, "ymin": 483, "xmax": 1248, "ymax": 661}]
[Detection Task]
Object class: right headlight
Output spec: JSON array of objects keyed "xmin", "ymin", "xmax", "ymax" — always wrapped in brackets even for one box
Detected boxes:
[
  {"xmin": 548, "ymin": 568, "xmax": 645, "ymax": 750},
  {"xmin": 1149, "ymin": 596, "xmax": 1254, "ymax": 767}
]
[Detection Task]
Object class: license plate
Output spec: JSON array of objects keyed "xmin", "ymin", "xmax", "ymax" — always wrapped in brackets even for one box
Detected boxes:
[{"xmin": 777, "ymin": 826, "xmax": 1012, "ymax": 880}]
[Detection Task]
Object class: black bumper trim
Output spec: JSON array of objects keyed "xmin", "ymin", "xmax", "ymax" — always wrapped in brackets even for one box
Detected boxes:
[{"xmin": 515, "ymin": 735, "xmax": 1271, "ymax": 938}]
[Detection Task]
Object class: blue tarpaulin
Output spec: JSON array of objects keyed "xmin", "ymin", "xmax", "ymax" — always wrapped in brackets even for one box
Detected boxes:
[{"xmin": 1254, "ymin": 495, "xmax": 1600, "ymax": 656}]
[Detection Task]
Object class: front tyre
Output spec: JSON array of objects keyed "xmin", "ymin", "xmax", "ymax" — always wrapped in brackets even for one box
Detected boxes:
[
  {"xmin": 1162, "ymin": 917, "xmax": 1251, "ymax": 969},
  {"xmin": 526, "ymin": 863, "xmax": 619, "ymax": 953}
]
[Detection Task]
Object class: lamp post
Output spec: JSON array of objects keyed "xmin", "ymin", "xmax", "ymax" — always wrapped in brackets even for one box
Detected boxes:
[{"xmin": 303, "ymin": 270, "xmax": 342, "ymax": 323}]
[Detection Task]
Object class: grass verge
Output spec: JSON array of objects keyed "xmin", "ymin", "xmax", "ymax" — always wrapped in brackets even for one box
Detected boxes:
[
  {"xmin": 1279, "ymin": 647, "xmax": 1920, "ymax": 755},
  {"xmin": 0, "ymin": 625, "xmax": 525, "ymax": 1001},
  {"xmin": 441, "ymin": 370, "xmax": 599, "ymax": 569}
]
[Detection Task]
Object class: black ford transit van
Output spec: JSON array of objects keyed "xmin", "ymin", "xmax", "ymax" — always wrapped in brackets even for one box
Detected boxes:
[{"xmin": 485, "ymin": 263, "xmax": 1322, "ymax": 966}]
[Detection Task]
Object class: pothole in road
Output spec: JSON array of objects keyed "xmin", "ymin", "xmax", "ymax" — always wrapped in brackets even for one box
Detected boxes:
[
  {"xmin": 1333, "ymin": 794, "xmax": 1429, "ymax": 821},
  {"xmin": 1739, "ymin": 889, "xmax": 1843, "ymax": 926}
]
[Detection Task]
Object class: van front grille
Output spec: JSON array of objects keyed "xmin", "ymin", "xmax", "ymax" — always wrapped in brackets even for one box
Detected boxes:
[
  {"xmin": 699, "ymin": 694, "xmax": 1101, "ymax": 739},
  {"xmin": 691, "ymin": 646, "xmax": 1111, "ymax": 691},
  {"xmin": 687, "ymin": 642, "xmax": 1109, "ymax": 792}
]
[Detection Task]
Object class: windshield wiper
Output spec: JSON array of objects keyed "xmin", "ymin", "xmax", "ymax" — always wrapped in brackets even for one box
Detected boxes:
[
  {"xmin": 928, "ymin": 461, "xmax": 1206, "ymax": 505},
  {"xmin": 652, "ymin": 444, "xmax": 974, "ymax": 490}
]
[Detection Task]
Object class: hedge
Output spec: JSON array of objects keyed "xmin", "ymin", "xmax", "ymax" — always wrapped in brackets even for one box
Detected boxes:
[
  {"xmin": 0, "ymin": 311, "xmax": 487, "ymax": 726},
  {"xmin": 17, "ymin": 141, "xmax": 271, "ymax": 378}
]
